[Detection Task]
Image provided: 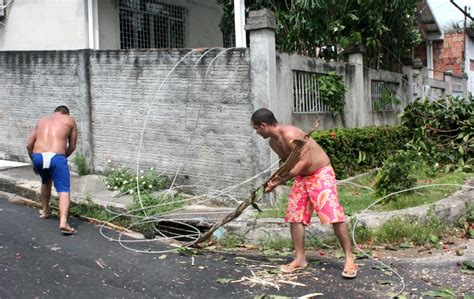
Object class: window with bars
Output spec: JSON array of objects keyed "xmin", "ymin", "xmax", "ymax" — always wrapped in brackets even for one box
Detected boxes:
[
  {"xmin": 292, "ymin": 71, "xmax": 329, "ymax": 113},
  {"xmin": 119, "ymin": 0, "xmax": 186, "ymax": 49},
  {"xmin": 370, "ymin": 81, "xmax": 400, "ymax": 111},
  {"xmin": 223, "ymin": 31, "xmax": 235, "ymax": 48}
]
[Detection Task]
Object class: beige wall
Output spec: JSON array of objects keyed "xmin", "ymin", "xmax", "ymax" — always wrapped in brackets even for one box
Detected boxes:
[
  {"xmin": 0, "ymin": 0, "xmax": 89, "ymax": 50},
  {"xmin": 98, "ymin": 0, "xmax": 120, "ymax": 49},
  {"xmin": 0, "ymin": 0, "xmax": 223, "ymax": 50}
]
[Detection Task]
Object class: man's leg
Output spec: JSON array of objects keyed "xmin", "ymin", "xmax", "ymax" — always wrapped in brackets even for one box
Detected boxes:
[
  {"xmin": 286, "ymin": 222, "xmax": 308, "ymax": 268},
  {"xmin": 57, "ymin": 192, "xmax": 75, "ymax": 233},
  {"xmin": 39, "ymin": 181, "xmax": 52, "ymax": 218},
  {"xmin": 332, "ymin": 222, "xmax": 357, "ymax": 275}
]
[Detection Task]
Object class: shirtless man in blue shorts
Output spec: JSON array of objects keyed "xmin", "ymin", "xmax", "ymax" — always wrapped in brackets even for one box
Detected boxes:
[{"xmin": 26, "ymin": 105, "xmax": 78, "ymax": 235}]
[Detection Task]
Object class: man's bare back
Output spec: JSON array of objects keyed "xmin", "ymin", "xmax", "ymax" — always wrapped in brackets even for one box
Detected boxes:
[
  {"xmin": 27, "ymin": 113, "xmax": 77, "ymax": 157},
  {"xmin": 269, "ymin": 125, "xmax": 330, "ymax": 177},
  {"xmin": 26, "ymin": 106, "xmax": 78, "ymax": 235}
]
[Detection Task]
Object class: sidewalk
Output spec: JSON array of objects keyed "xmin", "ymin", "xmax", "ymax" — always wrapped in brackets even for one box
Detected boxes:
[
  {"xmin": 0, "ymin": 159, "xmax": 240, "ymax": 230},
  {"xmin": 0, "ymin": 159, "xmax": 473, "ymax": 242}
]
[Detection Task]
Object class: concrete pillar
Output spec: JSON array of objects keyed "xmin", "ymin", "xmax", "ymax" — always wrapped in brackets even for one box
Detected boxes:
[
  {"xmin": 412, "ymin": 58, "xmax": 424, "ymax": 99},
  {"xmin": 462, "ymin": 73, "xmax": 469, "ymax": 99},
  {"xmin": 402, "ymin": 65, "xmax": 414, "ymax": 106},
  {"xmin": 245, "ymin": 9, "xmax": 278, "ymax": 111},
  {"xmin": 245, "ymin": 9, "xmax": 278, "ymax": 198},
  {"xmin": 444, "ymin": 69, "xmax": 453, "ymax": 96},
  {"xmin": 346, "ymin": 44, "xmax": 367, "ymax": 127},
  {"xmin": 77, "ymin": 49, "xmax": 95, "ymax": 171}
]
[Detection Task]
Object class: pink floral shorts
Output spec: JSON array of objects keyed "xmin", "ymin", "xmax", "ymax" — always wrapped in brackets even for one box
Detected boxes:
[{"xmin": 285, "ymin": 165, "xmax": 346, "ymax": 225}]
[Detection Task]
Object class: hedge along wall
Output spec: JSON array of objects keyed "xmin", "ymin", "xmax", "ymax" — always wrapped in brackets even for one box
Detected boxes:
[
  {"xmin": 0, "ymin": 49, "xmax": 258, "ymax": 200},
  {"xmin": 312, "ymin": 126, "xmax": 409, "ymax": 179}
]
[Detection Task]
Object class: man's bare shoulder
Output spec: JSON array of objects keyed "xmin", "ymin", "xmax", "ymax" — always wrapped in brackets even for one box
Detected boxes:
[
  {"xmin": 281, "ymin": 125, "xmax": 305, "ymax": 140},
  {"xmin": 36, "ymin": 116, "xmax": 50, "ymax": 125}
]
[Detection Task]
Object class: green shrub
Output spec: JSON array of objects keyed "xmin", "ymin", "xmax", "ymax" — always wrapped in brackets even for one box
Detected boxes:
[
  {"xmin": 400, "ymin": 96, "xmax": 473, "ymax": 172},
  {"xmin": 127, "ymin": 193, "xmax": 185, "ymax": 217},
  {"xmin": 316, "ymin": 71, "xmax": 347, "ymax": 117},
  {"xmin": 104, "ymin": 163, "xmax": 168, "ymax": 195},
  {"xmin": 72, "ymin": 153, "xmax": 89, "ymax": 176},
  {"xmin": 312, "ymin": 126, "xmax": 409, "ymax": 178},
  {"xmin": 374, "ymin": 150, "xmax": 418, "ymax": 197}
]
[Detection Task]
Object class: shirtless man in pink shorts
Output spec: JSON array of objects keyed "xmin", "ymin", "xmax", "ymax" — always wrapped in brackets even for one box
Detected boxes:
[{"xmin": 251, "ymin": 108, "xmax": 357, "ymax": 278}]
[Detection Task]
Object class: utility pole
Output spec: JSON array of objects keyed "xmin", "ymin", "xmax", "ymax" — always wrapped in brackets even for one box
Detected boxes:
[{"xmin": 449, "ymin": 0, "xmax": 473, "ymax": 21}]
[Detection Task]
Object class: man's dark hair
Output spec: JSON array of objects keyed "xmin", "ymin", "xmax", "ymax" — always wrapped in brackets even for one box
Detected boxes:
[
  {"xmin": 54, "ymin": 105, "xmax": 70, "ymax": 115},
  {"xmin": 251, "ymin": 108, "xmax": 278, "ymax": 126}
]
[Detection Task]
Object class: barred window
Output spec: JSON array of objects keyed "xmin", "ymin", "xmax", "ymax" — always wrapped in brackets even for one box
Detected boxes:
[
  {"xmin": 371, "ymin": 81, "xmax": 400, "ymax": 111},
  {"xmin": 119, "ymin": 0, "xmax": 186, "ymax": 49},
  {"xmin": 223, "ymin": 31, "xmax": 235, "ymax": 48},
  {"xmin": 292, "ymin": 71, "xmax": 329, "ymax": 113}
]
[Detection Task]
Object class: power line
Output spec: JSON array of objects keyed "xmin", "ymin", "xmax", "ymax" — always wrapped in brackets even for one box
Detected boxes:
[{"xmin": 449, "ymin": 0, "xmax": 473, "ymax": 21}]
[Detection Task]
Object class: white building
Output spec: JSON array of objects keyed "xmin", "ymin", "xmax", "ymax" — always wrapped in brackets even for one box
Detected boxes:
[{"xmin": 0, "ymin": 0, "xmax": 247, "ymax": 50}]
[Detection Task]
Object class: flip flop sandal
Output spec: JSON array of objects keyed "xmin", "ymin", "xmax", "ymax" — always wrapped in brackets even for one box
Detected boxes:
[
  {"xmin": 342, "ymin": 268, "xmax": 358, "ymax": 279},
  {"xmin": 280, "ymin": 264, "xmax": 307, "ymax": 273},
  {"xmin": 39, "ymin": 210, "xmax": 51, "ymax": 219},
  {"xmin": 60, "ymin": 227, "xmax": 77, "ymax": 235}
]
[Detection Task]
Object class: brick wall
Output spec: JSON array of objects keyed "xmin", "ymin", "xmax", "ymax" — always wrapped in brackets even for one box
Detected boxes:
[
  {"xmin": 0, "ymin": 49, "xmax": 255, "ymax": 199},
  {"xmin": 433, "ymin": 33, "xmax": 465, "ymax": 80}
]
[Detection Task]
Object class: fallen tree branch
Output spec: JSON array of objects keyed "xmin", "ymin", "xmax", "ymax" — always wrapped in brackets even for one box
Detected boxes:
[{"xmin": 195, "ymin": 118, "xmax": 320, "ymax": 244}]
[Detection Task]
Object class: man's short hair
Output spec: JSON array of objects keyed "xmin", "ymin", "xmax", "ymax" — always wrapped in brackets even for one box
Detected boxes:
[
  {"xmin": 54, "ymin": 105, "xmax": 70, "ymax": 115},
  {"xmin": 251, "ymin": 108, "xmax": 278, "ymax": 126}
]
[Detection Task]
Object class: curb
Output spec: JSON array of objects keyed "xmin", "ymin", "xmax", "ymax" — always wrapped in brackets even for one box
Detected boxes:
[{"xmin": 0, "ymin": 165, "xmax": 473, "ymax": 242}]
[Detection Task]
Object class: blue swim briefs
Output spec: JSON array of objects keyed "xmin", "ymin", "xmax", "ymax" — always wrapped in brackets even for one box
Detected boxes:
[{"xmin": 32, "ymin": 153, "xmax": 70, "ymax": 192}]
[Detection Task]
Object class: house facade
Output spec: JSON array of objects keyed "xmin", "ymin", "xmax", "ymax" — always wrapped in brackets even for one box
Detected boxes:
[
  {"xmin": 0, "ymin": 0, "xmax": 226, "ymax": 50},
  {"xmin": 415, "ymin": 0, "xmax": 474, "ymax": 96}
]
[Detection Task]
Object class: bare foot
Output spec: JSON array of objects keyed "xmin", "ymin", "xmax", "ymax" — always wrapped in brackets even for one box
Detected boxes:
[
  {"xmin": 59, "ymin": 225, "xmax": 77, "ymax": 235},
  {"xmin": 39, "ymin": 209, "xmax": 51, "ymax": 219},
  {"xmin": 280, "ymin": 261, "xmax": 308, "ymax": 273}
]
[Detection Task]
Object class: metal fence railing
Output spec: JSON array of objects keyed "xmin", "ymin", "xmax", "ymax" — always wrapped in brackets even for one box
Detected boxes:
[
  {"xmin": 119, "ymin": 0, "xmax": 186, "ymax": 49},
  {"xmin": 292, "ymin": 70, "xmax": 329, "ymax": 113},
  {"xmin": 370, "ymin": 80, "xmax": 400, "ymax": 111}
]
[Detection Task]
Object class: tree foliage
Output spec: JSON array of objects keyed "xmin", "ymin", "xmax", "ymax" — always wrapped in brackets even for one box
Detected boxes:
[
  {"xmin": 218, "ymin": 0, "xmax": 422, "ymax": 70},
  {"xmin": 400, "ymin": 96, "xmax": 473, "ymax": 172}
]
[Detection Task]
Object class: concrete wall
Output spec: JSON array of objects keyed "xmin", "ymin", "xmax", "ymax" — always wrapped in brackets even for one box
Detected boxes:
[
  {"xmin": 0, "ymin": 51, "xmax": 92, "ymax": 161},
  {"xmin": 274, "ymin": 52, "xmax": 408, "ymax": 131},
  {"xmin": 0, "ymin": 0, "xmax": 89, "ymax": 50},
  {"xmin": 0, "ymin": 49, "xmax": 255, "ymax": 200},
  {"xmin": 365, "ymin": 68, "xmax": 409, "ymax": 126},
  {"xmin": 276, "ymin": 53, "xmax": 349, "ymax": 131}
]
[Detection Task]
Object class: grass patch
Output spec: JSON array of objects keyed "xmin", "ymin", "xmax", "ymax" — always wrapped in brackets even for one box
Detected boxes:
[
  {"xmin": 68, "ymin": 201, "xmax": 131, "ymax": 228},
  {"xmin": 258, "ymin": 236, "xmax": 293, "ymax": 256},
  {"xmin": 338, "ymin": 171, "xmax": 469, "ymax": 215},
  {"xmin": 373, "ymin": 171, "xmax": 471, "ymax": 211},
  {"xmin": 127, "ymin": 193, "xmax": 186, "ymax": 217},
  {"xmin": 258, "ymin": 195, "xmax": 288, "ymax": 218},
  {"xmin": 214, "ymin": 233, "xmax": 247, "ymax": 249},
  {"xmin": 352, "ymin": 208, "xmax": 451, "ymax": 246},
  {"xmin": 256, "ymin": 170, "xmax": 470, "ymax": 219}
]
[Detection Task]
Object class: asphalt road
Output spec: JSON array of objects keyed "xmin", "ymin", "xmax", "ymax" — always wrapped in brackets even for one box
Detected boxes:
[{"xmin": 0, "ymin": 196, "xmax": 472, "ymax": 298}]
